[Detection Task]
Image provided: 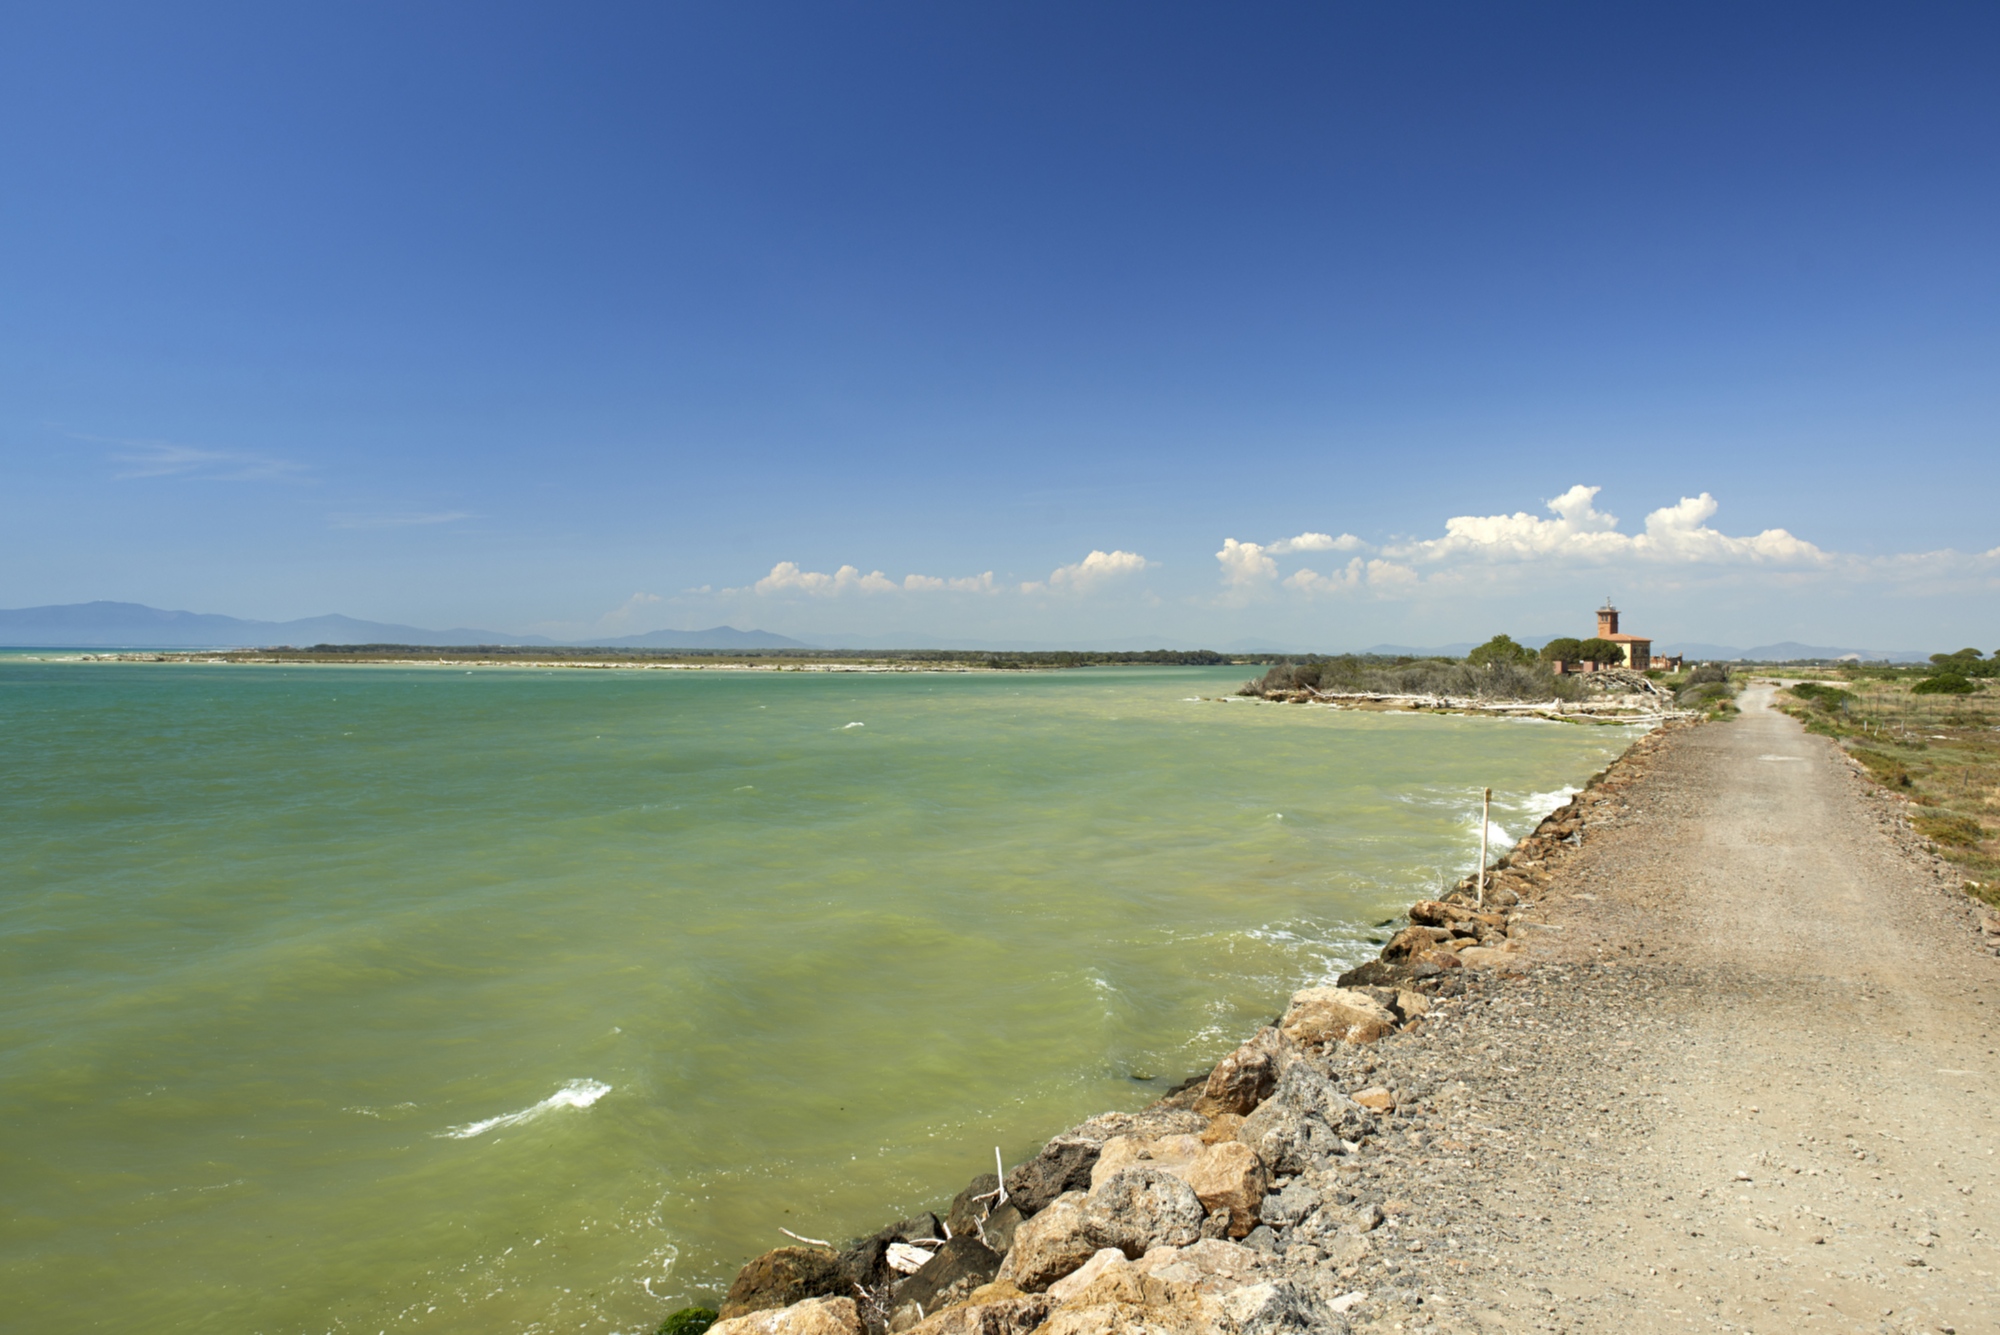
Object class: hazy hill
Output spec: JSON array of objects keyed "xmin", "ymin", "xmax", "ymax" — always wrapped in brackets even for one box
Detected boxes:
[{"xmin": 0, "ymin": 602, "xmax": 802, "ymax": 651}]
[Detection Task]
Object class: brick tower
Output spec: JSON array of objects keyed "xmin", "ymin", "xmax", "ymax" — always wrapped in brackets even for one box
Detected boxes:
[{"xmin": 1597, "ymin": 599, "xmax": 1620, "ymax": 638}]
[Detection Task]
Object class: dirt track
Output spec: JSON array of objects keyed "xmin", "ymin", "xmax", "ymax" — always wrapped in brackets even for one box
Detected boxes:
[{"xmin": 1339, "ymin": 686, "xmax": 2000, "ymax": 1334}]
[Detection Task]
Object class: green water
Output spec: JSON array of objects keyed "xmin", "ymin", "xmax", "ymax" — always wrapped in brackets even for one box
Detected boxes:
[{"xmin": 0, "ymin": 661, "xmax": 1636, "ymax": 1333}]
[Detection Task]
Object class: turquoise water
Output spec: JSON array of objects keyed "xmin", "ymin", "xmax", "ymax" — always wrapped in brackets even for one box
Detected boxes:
[{"xmin": 0, "ymin": 661, "xmax": 1635, "ymax": 1333}]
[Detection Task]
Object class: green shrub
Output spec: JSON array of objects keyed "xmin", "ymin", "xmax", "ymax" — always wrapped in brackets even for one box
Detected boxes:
[
  {"xmin": 1914, "ymin": 812, "xmax": 1988, "ymax": 848},
  {"xmin": 1788, "ymin": 683, "xmax": 1853, "ymax": 712},
  {"xmin": 1913, "ymin": 673, "xmax": 1978, "ymax": 695},
  {"xmin": 658, "ymin": 1308, "xmax": 718, "ymax": 1335},
  {"xmin": 1849, "ymin": 748, "xmax": 1912, "ymax": 787},
  {"xmin": 1467, "ymin": 634, "xmax": 1536, "ymax": 667}
]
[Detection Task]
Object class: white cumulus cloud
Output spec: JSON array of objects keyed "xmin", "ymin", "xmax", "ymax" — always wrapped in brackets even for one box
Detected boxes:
[
  {"xmin": 1217, "ymin": 532, "xmax": 1367, "ymax": 587},
  {"xmin": 1017, "ymin": 549, "xmax": 1153, "ymax": 595},
  {"xmin": 1395, "ymin": 484, "xmax": 1826, "ymax": 566}
]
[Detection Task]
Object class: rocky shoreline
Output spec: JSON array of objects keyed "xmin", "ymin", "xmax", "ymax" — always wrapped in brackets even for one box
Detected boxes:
[{"xmin": 686, "ymin": 721, "xmax": 1697, "ymax": 1335}]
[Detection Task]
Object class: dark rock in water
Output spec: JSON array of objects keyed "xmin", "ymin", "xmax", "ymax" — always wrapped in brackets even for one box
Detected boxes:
[
  {"xmin": 891, "ymin": 1234, "xmax": 1001, "ymax": 1317},
  {"xmin": 1003, "ymin": 1136, "xmax": 1099, "ymax": 1215},
  {"xmin": 894, "ymin": 1212, "xmax": 943, "ymax": 1243},
  {"xmin": 945, "ymin": 1174, "xmax": 1000, "ymax": 1238},
  {"xmin": 838, "ymin": 1232, "xmax": 898, "ymax": 1294},
  {"xmin": 1082, "ymin": 1166, "xmax": 1206, "ymax": 1257},
  {"xmin": 980, "ymin": 1202, "xmax": 1024, "ymax": 1255},
  {"xmin": 720, "ymin": 1245, "xmax": 847, "ymax": 1319},
  {"xmin": 1336, "ymin": 959, "xmax": 1409, "ymax": 989}
]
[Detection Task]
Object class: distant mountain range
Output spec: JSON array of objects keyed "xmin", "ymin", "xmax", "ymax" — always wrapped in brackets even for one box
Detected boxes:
[
  {"xmin": 0, "ymin": 602, "xmax": 1941, "ymax": 662},
  {"xmin": 0, "ymin": 601, "xmax": 806, "ymax": 650}
]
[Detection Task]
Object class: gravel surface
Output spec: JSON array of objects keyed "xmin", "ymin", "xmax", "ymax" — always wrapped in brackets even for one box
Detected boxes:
[{"xmin": 1283, "ymin": 685, "xmax": 2000, "ymax": 1335}]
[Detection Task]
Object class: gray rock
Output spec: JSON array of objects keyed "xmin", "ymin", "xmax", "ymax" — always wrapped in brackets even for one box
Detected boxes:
[
  {"xmin": 1241, "ymin": 1224, "xmax": 1281, "ymax": 1254},
  {"xmin": 1235, "ymin": 1063, "xmax": 1378, "ymax": 1175},
  {"xmin": 1003, "ymin": 1137, "xmax": 1099, "ymax": 1215},
  {"xmin": 1082, "ymin": 1166, "xmax": 1206, "ymax": 1257},
  {"xmin": 1258, "ymin": 1178, "xmax": 1322, "ymax": 1229},
  {"xmin": 1219, "ymin": 1280, "xmax": 1341, "ymax": 1335}
]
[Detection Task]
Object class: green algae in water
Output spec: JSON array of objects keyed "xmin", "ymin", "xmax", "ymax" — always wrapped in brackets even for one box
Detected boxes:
[{"xmin": 0, "ymin": 662, "xmax": 1636, "ymax": 1332}]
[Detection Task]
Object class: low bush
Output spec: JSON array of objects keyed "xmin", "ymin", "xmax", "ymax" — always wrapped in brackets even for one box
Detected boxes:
[
  {"xmin": 1914, "ymin": 811, "xmax": 1989, "ymax": 848},
  {"xmin": 1913, "ymin": 673, "xmax": 1978, "ymax": 696},
  {"xmin": 1848, "ymin": 748, "xmax": 1912, "ymax": 787}
]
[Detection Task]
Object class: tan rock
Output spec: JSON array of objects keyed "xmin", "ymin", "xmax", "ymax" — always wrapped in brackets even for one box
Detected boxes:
[
  {"xmin": 1411, "ymin": 947, "xmax": 1463, "ymax": 972},
  {"xmin": 901, "ymin": 1295, "xmax": 1052, "ymax": 1335},
  {"xmin": 1278, "ymin": 987, "xmax": 1398, "ymax": 1046},
  {"xmin": 1036, "ymin": 1262, "xmax": 1220, "ymax": 1335},
  {"xmin": 1199, "ymin": 1113, "xmax": 1244, "ymax": 1145},
  {"xmin": 710, "ymin": 1297, "xmax": 865, "ymax": 1335},
  {"xmin": 1456, "ymin": 945, "xmax": 1528, "ymax": 973},
  {"xmin": 1351, "ymin": 1087, "xmax": 1395, "ymax": 1113},
  {"xmin": 1089, "ymin": 1134, "xmax": 1204, "ymax": 1190},
  {"xmin": 1394, "ymin": 989, "xmax": 1430, "ymax": 1018},
  {"xmin": 1190, "ymin": 1027, "xmax": 1285, "ymax": 1117},
  {"xmin": 995, "ymin": 1191, "xmax": 1099, "ymax": 1292},
  {"xmin": 1131, "ymin": 1238, "xmax": 1265, "ymax": 1294},
  {"xmin": 1382, "ymin": 925, "xmax": 1448, "ymax": 962},
  {"xmin": 1179, "ymin": 1141, "xmax": 1266, "ymax": 1238},
  {"xmin": 1045, "ymin": 1247, "xmax": 1128, "ymax": 1302}
]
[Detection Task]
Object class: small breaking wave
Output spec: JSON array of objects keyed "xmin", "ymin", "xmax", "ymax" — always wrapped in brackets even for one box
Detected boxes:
[{"xmin": 440, "ymin": 1079, "xmax": 611, "ymax": 1140}]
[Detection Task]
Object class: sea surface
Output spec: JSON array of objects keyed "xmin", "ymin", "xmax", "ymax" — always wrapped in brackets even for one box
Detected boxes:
[{"xmin": 0, "ymin": 660, "xmax": 1638, "ymax": 1333}]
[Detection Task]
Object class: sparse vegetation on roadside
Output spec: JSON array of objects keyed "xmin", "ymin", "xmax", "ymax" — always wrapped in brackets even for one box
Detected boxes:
[{"xmin": 1774, "ymin": 667, "xmax": 1999, "ymax": 902}]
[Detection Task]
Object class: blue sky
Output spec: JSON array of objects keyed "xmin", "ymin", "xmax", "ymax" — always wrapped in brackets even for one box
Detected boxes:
[{"xmin": 3, "ymin": 2, "xmax": 1996, "ymax": 649}]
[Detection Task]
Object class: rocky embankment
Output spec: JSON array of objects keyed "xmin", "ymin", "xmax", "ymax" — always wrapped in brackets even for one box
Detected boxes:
[
  {"xmin": 693, "ymin": 725, "xmax": 1699, "ymax": 1335},
  {"xmin": 1253, "ymin": 668, "xmax": 1682, "ymax": 722}
]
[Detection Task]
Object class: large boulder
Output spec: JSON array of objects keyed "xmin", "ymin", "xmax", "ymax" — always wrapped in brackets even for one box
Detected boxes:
[
  {"xmin": 1256, "ymin": 1178, "xmax": 1320, "ymax": 1229},
  {"xmin": 711, "ymin": 1296, "xmax": 866, "ymax": 1335},
  {"xmin": 1089, "ymin": 1134, "xmax": 1204, "ymax": 1189},
  {"xmin": 1045, "ymin": 1247, "xmax": 1128, "ymax": 1303},
  {"xmin": 945, "ymin": 1174, "xmax": 1000, "ymax": 1238},
  {"xmin": 1277, "ymin": 988, "xmax": 1397, "ymax": 1047},
  {"xmin": 1218, "ymin": 1280, "xmax": 1339, "ymax": 1335},
  {"xmin": 1181, "ymin": 1141, "xmax": 1266, "ymax": 1238},
  {"xmin": 1003, "ymin": 1137, "xmax": 1099, "ymax": 1215},
  {"xmin": 722, "ymin": 1247, "xmax": 849, "ymax": 1319},
  {"xmin": 994, "ymin": 1191, "xmax": 1100, "ymax": 1292},
  {"xmin": 893, "ymin": 1235, "xmax": 1002, "ymax": 1318},
  {"xmin": 1234, "ymin": 1063, "xmax": 1378, "ymax": 1175},
  {"xmin": 900, "ymin": 1294, "xmax": 1050, "ymax": 1335},
  {"xmin": 1034, "ymin": 1262, "xmax": 1220, "ymax": 1335},
  {"xmin": 1192, "ymin": 1028, "xmax": 1287, "ymax": 1117},
  {"xmin": 1082, "ymin": 1167, "xmax": 1206, "ymax": 1258},
  {"xmin": 1131, "ymin": 1238, "xmax": 1266, "ymax": 1294}
]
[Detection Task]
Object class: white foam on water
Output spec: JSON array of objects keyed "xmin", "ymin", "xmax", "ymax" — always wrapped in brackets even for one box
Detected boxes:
[
  {"xmin": 841, "ymin": 721, "xmax": 865, "ymax": 729},
  {"xmin": 440, "ymin": 1079, "xmax": 611, "ymax": 1140}
]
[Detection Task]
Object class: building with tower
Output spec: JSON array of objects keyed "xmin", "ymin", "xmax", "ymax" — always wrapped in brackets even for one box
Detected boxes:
[{"xmin": 1594, "ymin": 599, "xmax": 1651, "ymax": 670}]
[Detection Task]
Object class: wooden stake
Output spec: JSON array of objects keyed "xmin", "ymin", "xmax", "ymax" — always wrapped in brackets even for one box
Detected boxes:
[{"xmin": 1477, "ymin": 787, "xmax": 1491, "ymax": 908}]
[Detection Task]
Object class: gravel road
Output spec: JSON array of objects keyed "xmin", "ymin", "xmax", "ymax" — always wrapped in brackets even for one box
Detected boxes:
[{"xmin": 1325, "ymin": 685, "xmax": 1999, "ymax": 1334}]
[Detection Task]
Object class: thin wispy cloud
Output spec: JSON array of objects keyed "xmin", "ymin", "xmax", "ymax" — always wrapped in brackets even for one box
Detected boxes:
[
  {"xmin": 327, "ymin": 511, "xmax": 473, "ymax": 530},
  {"xmin": 86, "ymin": 434, "xmax": 313, "ymax": 483},
  {"xmin": 732, "ymin": 550, "xmax": 1149, "ymax": 599}
]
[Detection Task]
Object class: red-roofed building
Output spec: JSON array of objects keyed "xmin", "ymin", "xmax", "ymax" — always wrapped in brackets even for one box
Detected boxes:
[{"xmin": 1595, "ymin": 600, "xmax": 1651, "ymax": 670}]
